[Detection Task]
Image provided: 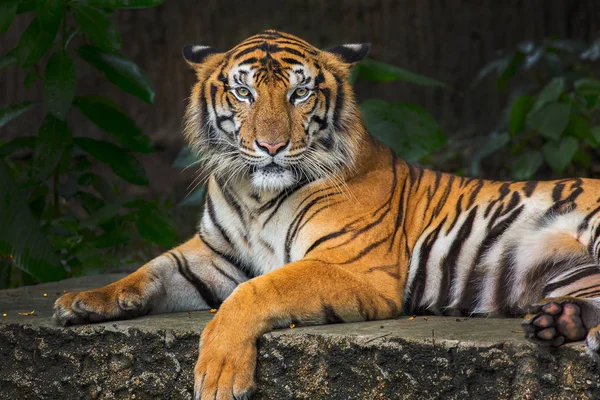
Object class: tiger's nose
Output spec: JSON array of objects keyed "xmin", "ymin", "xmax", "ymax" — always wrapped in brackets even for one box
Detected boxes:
[{"xmin": 256, "ymin": 140, "xmax": 288, "ymax": 156}]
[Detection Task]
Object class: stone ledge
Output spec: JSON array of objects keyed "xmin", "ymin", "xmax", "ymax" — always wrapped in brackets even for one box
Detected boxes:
[{"xmin": 1, "ymin": 274, "xmax": 599, "ymax": 399}]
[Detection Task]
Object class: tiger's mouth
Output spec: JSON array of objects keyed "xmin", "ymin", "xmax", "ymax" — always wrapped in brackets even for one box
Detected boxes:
[
  {"xmin": 249, "ymin": 162, "xmax": 297, "ymax": 191},
  {"xmin": 260, "ymin": 163, "xmax": 287, "ymax": 173}
]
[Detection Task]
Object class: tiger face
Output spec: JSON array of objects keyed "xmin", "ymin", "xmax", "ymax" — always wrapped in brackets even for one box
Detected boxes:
[{"xmin": 183, "ymin": 30, "xmax": 370, "ymax": 191}]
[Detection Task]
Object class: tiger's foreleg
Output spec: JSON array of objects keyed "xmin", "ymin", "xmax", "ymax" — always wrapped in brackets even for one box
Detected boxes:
[
  {"xmin": 53, "ymin": 235, "xmax": 247, "ymax": 326},
  {"xmin": 193, "ymin": 259, "xmax": 401, "ymax": 400}
]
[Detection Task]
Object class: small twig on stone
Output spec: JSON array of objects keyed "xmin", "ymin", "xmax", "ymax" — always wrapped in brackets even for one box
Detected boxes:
[
  {"xmin": 432, "ymin": 329, "xmax": 435, "ymax": 347},
  {"xmin": 365, "ymin": 332, "xmax": 391, "ymax": 344}
]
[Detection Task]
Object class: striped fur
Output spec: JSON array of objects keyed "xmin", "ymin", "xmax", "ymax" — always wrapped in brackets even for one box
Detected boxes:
[{"xmin": 54, "ymin": 31, "xmax": 600, "ymax": 399}]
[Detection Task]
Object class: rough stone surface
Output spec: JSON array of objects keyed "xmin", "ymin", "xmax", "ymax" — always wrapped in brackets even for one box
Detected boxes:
[{"xmin": 1, "ymin": 274, "xmax": 599, "ymax": 399}]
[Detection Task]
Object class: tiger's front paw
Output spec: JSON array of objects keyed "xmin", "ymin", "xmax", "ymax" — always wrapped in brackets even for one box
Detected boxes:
[
  {"xmin": 193, "ymin": 315, "xmax": 257, "ymax": 400},
  {"xmin": 53, "ymin": 285, "xmax": 147, "ymax": 326}
]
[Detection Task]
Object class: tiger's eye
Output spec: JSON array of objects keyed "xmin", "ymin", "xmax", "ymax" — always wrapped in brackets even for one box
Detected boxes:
[
  {"xmin": 295, "ymin": 88, "xmax": 308, "ymax": 97},
  {"xmin": 236, "ymin": 87, "xmax": 250, "ymax": 98}
]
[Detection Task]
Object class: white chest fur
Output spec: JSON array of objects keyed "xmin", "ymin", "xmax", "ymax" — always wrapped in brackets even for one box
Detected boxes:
[{"xmin": 201, "ymin": 178, "xmax": 301, "ymax": 276}]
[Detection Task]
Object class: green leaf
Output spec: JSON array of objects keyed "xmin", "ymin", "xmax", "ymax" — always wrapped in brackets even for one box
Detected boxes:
[
  {"xmin": 0, "ymin": 136, "xmax": 36, "ymax": 158},
  {"xmin": 127, "ymin": 199, "xmax": 176, "ymax": 247},
  {"xmin": 24, "ymin": 69, "xmax": 37, "ymax": 88},
  {"xmin": 74, "ymin": 137, "xmax": 149, "ymax": 185},
  {"xmin": 532, "ymin": 77, "xmax": 565, "ymax": 112},
  {"xmin": 510, "ymin": 151, "xmax": 543, "ymax": 180},
  {"xmin": 527, "ymin": 102, "xmax": 571, "ymax": 140},
  {"xmin": 542, "ymin": 136, "xmax": 578, "ymax": 174},
  {"xmin": 564, "ymin": 113, "xmax": 590, "ymax": 140},
  {"xmin": 469, "ymin": 131, "xmax": 510, "ymax": 176},
  {"xmin": 575, "ymin": 78, "xmax": 600, "ymax": 108},
  {"xmin": 29, "ymin": 115, "xmax": 71, "ymax": 183},
  {"xmin": 74, "ymin": 96, "xmax": 153, "ymax": 153},
  {"xmin": 355, "ymin": 59, "xmax": 446, "ymax": 87},
  {"xmin": 509, "ymin": 94, "xmax": 533, "ymax": 137},
  {"xmin": 497, "ymin": 51, "xmax": 525, "ymax": 88},
  {"xmin": 36, "ymin": 0, "xmax": 62, "ymax": 30},
  {"xmin": 17, "ymin": 0, "xmax": 36, "ymax": 14},
  {"xmin": 586, "ymin": 127, "xmax": 600, "ymax": 148},
  {"xmin": 73, "ymin": 246, "xmax": 117, "ymax": 275},
  {"xmin": 43, "ymin": 50, "xmax": 76, "ymax": 120},
  {"xmin": 0, "ymin": 48, "xmax": 17, "ymax": 70},
  {"xmin": 77, "ymin": 45, "xmax": 155, "ymax": 103},
  {"xmin": 0, "ymin": 0, "xmax": 18, "ymax": 32},
  {"xmin": 360, "ymin": 99, "xmax": 446, "ymax": 162},
  {"xmin": 172, "ymin": 145, "xmax": 200, "ymax": 168},
  {"xmin": 16, "ymin": 18, "xmax": 59, "ymax": 67},
  {"xmin": 71, "ymin": 2, "xmax": 122, "ymax": 52},
  {"xmin": 573, "ymin": 149, "xmax": 591, "ymax": 168},
  {"xmin": 0, "ymin": 160, "xmax": 67, "ymax": 282},
  {"xmin": 74, "ymin": 191, "xmax": 105, "ymax": 213},
  {"xmin": 80, "ymin": 198, "xmax": 129, "ymax": 227},
  {"xmin": 0, "ymin": 101, "xmax": 38, "ymax": 128},
  {"xmin": 575, "ymin": 78, "xmax": 600, "ymax": 96},
  {"xmin": 91, "ymin": 228, "xmax": 135, "ymax": 248},
  {"xmin": 88, "ymin": 0, "xmax": 165, "ymax": 8}
]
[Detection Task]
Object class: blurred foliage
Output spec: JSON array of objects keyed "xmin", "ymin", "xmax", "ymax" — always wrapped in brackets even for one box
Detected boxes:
[
  {"xmin": 462, "ymin": 37, "xmax": 600, "ymax": 180},
  {"xmin": 0, "ymin": 0, "xmax": 170, "ymax": 288},
  {"xmin": 174, "ymin": 58, "xmax": 447, "ymax": 206}
]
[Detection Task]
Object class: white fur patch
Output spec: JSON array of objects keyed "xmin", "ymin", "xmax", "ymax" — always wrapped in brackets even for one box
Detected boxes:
[{"xmin": 251, "ymin": 168, "xmax": 297, "ymax": 191}]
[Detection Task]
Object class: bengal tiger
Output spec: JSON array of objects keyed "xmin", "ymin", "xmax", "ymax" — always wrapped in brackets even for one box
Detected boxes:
[{"xmin": 53, "ymin": 30, "xmax": 600, "ymax": 399}]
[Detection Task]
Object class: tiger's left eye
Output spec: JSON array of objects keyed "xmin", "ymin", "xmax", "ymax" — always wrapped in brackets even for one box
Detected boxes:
[{"xmin": 294, "ymin": 88, "xmax": 308, "ymax": 98}]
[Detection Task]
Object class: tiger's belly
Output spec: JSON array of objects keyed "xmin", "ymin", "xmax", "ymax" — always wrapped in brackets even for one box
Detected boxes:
[{"xmin": 403, "ymin": 202, "xmax": 600, "ymax": 317}]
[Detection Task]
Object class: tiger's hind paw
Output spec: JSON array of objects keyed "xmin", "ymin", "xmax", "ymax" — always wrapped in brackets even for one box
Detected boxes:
[{"xmin": 522, "ymin": 297, "xmax": 588, "ymax": 347}]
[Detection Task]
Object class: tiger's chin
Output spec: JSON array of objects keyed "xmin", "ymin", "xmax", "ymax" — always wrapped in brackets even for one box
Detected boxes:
[{"xmin": 250, "ymin": 164, "xmax": 297, "ymax": 192}]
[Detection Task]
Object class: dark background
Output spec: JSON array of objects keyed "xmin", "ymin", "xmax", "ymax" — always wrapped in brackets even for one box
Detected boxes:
[{"xmin": 3, "ymin": 0, "xmax": 599, "ymax": 197}]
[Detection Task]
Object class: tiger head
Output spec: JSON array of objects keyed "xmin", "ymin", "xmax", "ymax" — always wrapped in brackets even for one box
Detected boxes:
[{"xmin": 182, "ymin": 30, "xmax": 370, "ymax": 192}]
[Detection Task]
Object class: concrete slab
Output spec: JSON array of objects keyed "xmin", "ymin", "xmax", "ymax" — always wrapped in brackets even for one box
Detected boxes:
[{"xmin": 1, "ymin": 274, "xmax": 599, "ymax": 399}]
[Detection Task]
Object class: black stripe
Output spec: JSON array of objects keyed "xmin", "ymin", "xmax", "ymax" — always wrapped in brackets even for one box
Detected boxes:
[
  {"xmin": 543, "ymin": 267, "xmax": 600, "ymax": 296},
  {"xmin": 446, "ymin": 194, "xmax": 464, "ymax": 233},
  {"xmin": 198, "ymin": 231, "xmax": 254, "ymax": 279},
  {"xmin": 305, "ymin": 228, "xmax": 349, "ymax": 255},
  {"xmin": 460, "ymin": 205, "xmax": 524, "ymax": 312},
  {"xmin": 205, "ymin": 195, "xmax": 233, "ymax": 245},
  {"xmin": 211, "ymin": 261, "xmax": 241, "ymax": 286},
  {"xmin": 332, "ymin": 73, "xmax": 345, "ymax": 130},
  {"xmin": 436, "ymin": 206, "xmax": 478, "ymax": 311},
  {"xmin": 578, "ymin": 205, "xmax": 600, "ymax": 232},
  {"xmin": 431, "ymin": 175, "xmax": 455, "ymax": 218},
  {"xmin": 573, "ymin": 288, "xmax": 600, "ymax": 298},
  {"xmin": 338, "ymin": 236, "xmax": 389, "ymax": 265},
  {"xmin": 216, "ymin": 179, "xmax": 246, "ymax": 224},
  {"xmin": 523, "ymin": 181, "xmax": 538, "ymax": 197},
  {"xmin": 566, "ymin": 282, "xmax": 600, "ymax": 297},
  {"xmin": 322, "ymin": 304, "xmax": 344, "ymax": 324},
  {"xmin": 284, "ymin": 193, "xmax": 339, "ymax": 262},
  {"xmin": 484, "ymin": 183, "xmax": 511, "ymax": 219},
  {"xmin": 466, "ymin": 180, "xmax": 484, "ymax": 208},
  {"xmin": 170, "ymin": 252, "xmax": 221, "ymax": 308},
  {"xmin": 405, "ymin": 219, "xmax": 446, "ymax": 313},
  {"xmin": 494, "ymin": 245, "xmax": 517, "ymax": 315}
]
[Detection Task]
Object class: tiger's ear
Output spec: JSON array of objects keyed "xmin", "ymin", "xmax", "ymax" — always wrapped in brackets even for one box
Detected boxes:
[
  {"xmin": 182, "ymin": 44, "xmax": 222, "ymax": 66},
  {"xmin": 326, "ymin": 43, "xmax": 371, "ymax": 64}
]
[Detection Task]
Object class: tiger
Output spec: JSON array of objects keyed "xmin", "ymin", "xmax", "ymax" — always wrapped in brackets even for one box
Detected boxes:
[{"xmin": 53, "ymin": 30, "xmax": 600, "ymax": 399}]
